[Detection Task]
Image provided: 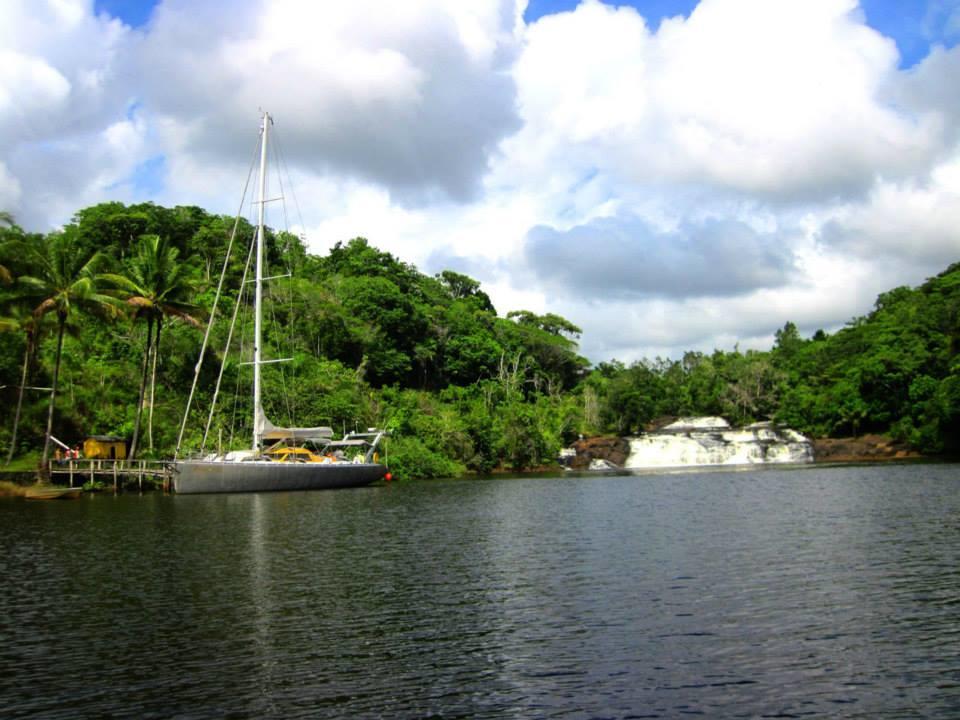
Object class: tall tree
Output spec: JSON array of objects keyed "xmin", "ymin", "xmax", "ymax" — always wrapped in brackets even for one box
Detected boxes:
[
  {"xmin": 104, "ymin": 235, "xmax": 199, "ymax": 458},
  {"xmin": 1, "ymin": 217, "xmax": 31, "ymax": 463},
  {"xmin": 0, "ymin": 211, "xmax": 21, "ymax": 285},
  {"xmin": 1, "ymin": 307, "xmax": 45, "ymax": 465},
  {"xmin": 16, "ymin": 229, "xmax": 122, "ymax": 475}
]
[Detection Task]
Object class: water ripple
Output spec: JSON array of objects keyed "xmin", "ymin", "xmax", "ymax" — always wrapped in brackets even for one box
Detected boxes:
[{"xmin": 2, "ymin": 465, "xmax": 960, "ymax": 717}]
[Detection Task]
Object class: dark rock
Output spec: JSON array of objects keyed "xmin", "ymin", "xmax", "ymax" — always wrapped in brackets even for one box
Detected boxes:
[
  {"xmin": 570, "ymin": 436, "xmax": 630, "ymax": 469},
  {"xmin": 812, "ymin": 434, "xmax": 920, "ymax": 462}
]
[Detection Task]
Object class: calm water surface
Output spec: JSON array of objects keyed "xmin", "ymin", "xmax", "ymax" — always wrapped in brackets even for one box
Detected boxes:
[{"xmin": 2, "ymin": 464, "xmax": 959, "ymax": 718}]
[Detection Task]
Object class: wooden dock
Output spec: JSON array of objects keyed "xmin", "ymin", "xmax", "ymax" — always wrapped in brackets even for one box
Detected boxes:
[{"xmin": 49, "ymin": 459, "xmax": 174, "ymax": 491}]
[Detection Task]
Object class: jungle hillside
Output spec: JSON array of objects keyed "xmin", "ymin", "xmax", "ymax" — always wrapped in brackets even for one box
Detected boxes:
[{"xmin": 1, "ymin": 203, "xmax": 958, "ymax": 478}]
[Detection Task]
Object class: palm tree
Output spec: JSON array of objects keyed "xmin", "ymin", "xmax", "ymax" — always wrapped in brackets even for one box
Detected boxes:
[
  {"xmin": 1, "ymin": 307, "xmax": 45, "ymax": 465},
  {"xmin": 0, "ymin": 211, "xmax": 20, "ymax": 285},
  {"xmin": 104, "ymin": 235, "xmax": 199, "ymax": 459},
  {"xmin": 17, "ymin": 229, "xmax": 122, "ymax": 475},
  {"xmin": 2, "ymin": 229, "xmax": 47, "ymax": 465}
]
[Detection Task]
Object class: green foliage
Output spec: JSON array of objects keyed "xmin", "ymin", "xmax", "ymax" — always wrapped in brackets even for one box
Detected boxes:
[
  {"xmin": 3, "ymin": 200, "xmax": 958, "ymax": 478},
  {"xmin": 437, "ymin": 270, "xmax": 494, "ymax": 311},
  {"xmin": 10, "ymin": 227, "xmax": 125, "ymax": 469},
  {"xmin": 499, "ymin": 311, "xmax": 589, "ymax": 391},
  {"xmin": 96, "ymin": 234, "xmax": 203, "ymax": 458},
  {"xmin": 574, "ymin": 263, "xmax": 960, "ymax": 457},
  {"xmin": 383, "ymin": 436, "xmax": 464, "ymax": 480},
  {"xmin": 0, "ymin": 202, "xmax": 595, "ymax": 477}
]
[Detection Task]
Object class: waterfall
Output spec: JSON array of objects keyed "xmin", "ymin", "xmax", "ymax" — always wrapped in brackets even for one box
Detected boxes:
[{"xmin": 624, "ymin": 417, "xmax": 813, "ymax": 469}]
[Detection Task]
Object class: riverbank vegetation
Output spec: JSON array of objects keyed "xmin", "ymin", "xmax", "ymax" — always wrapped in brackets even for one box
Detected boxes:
[{"xmin": 2, "ymin": 203, "xmax": 958, "ymax": 478}]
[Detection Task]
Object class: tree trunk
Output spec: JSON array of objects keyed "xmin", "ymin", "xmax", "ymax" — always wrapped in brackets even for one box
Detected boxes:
[
  {"xmin": 6, "ymin": 337, "xmax": 31, "ymax": 465},
  {"xmin": 129, "ymin": 317, "xmax": 154, "ymax": 460},
  {"xmin": 40, "ymin": 317, "xmax": 66, "ymax": 479},
  {"xmin": 147, "ymin": 318, "xmax": 162, "ymax": 452}
]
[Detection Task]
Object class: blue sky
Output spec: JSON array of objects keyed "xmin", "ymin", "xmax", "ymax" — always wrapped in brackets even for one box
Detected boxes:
[
  {"xmin": 94, "ymin": 0, "xmax": 157, "ymax": 28},
  {"xmin": 523, "ymin": 0, "xmax": 958, "ymax": 67},
  {"xmin": 859, "ymin": 0, "xmax": 959, "ymax": 66},
  {"xmin": 97, "ymin": 0, "xmax": 960, "ymax": 69}
]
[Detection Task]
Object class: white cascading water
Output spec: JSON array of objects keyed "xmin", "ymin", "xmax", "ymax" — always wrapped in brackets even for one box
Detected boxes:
[{"xmin": 624, "ymin": 417, "xmax": 813, "ymax": 469}]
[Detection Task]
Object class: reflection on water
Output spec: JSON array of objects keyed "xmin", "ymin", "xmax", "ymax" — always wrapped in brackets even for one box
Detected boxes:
[{"xmin": 1, "ymin": 463, "xmax": 959, "ymax": 718}]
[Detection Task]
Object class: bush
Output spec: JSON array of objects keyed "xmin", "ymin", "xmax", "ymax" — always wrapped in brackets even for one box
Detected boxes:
[{"xmin": 382, "ymin": 436, "xmax": 464, "ymax": 480}]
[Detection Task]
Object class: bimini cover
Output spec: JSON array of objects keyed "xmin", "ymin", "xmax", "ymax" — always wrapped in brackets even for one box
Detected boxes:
[{"xmin": 256, "ymin": 406, "xmax": 334, "ymax": 443}]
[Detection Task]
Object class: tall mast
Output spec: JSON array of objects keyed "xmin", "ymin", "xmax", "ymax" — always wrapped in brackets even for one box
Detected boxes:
[{"xmin": 253, "ymin": 111, "xmax": 270, "ymax": 451}]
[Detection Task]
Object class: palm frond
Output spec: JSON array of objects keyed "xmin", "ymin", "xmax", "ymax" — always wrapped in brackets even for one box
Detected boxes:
[
  {"xmin": 128, "ymin": 296, "xmax": 156, "ymax": 310},
  {"xmin": 100, "ymin": 272, "xmax": 143, "ymax": 295},
  {"xmin": 161, "ymin": 305, "xmax": 203, "ymax": 328},
  {"xmin": 33, "ymin": 297, "xmax": 57, "ymax": 318}
]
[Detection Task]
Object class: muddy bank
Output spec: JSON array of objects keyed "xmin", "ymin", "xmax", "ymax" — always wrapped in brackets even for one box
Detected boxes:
[{"xmin": 812, "ymin": 434, "xmax": 921, "ymax": 463}]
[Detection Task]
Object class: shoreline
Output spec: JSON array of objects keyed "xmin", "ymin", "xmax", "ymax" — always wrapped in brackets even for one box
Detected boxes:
[{"xmin": 811, "ymin": 434, "xmax": 922, "ymax": 463}]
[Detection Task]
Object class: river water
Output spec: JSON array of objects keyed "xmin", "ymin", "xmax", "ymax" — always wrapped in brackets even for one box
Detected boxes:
[{"xmin": 2, "ymin": 463, "xmax": 959, "ymax": 718}]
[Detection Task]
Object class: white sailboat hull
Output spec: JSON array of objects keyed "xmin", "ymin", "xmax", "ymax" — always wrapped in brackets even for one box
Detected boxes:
[{"xmin": 173, "ymin": 460, "xmax": 385, "ymax": 494}]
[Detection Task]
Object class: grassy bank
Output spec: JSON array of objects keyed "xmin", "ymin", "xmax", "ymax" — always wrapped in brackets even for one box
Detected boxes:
[
  {"xmin": 0, "ymin": 480, "xmax": 28, "ymax": 497},
  {"xmin": 3, "ymin": 451, "xmax": 42, "ymax": 473}
]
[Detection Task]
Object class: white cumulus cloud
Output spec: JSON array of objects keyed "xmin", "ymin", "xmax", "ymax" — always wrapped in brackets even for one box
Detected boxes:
[
  {"xmin": 2, "ymin": 0, "xmax": 959, "ymax": 362},
  {"xmin": 134, "ymin": 0, "xmax": 523, "ymax": 203}
]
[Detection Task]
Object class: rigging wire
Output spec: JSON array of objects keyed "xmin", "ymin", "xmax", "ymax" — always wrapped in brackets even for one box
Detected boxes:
[
  {"xmin": 264, "ymin": 124, "xmax": 300, "ymax": 429},
  {"xmin": 227, "ymin": 233, "xmax": 255, "ymax": 451},
  {"xmin": 181, "ymin": 115, "xmax": 314, "ymax": 456},
  {"xmin": 255, "ymin": 140, "xmax": 295, "ymax": 429},
  {"xmin": 263, "ymin": 248, "xmax": 296, "ymax": 429},
  {"xmin": 232, "ymin": 199, "xmax": 260, "ymax": 448},
  {"xmin": 175, "ymin": 138, "xmax": 260, "ymax": 459},
  {"xmin": 272, "ymin": 126, "xmax": 308, "ymax": 413},
  {"xmin": 201, "ymin": 228, "xmax": 256, "ymax": 452},
  {"xmin": 228, "ymin": 280, "xmax": 250, "ymax": 450},
  {"xmin": 271, "ymin": 126, "xmax": 309, "ymax": 245}
]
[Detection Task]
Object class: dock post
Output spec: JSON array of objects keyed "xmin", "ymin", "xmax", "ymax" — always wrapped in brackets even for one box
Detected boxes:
[
  {"xmin": 90, "ymin": 460, "xmax": 95, "ymax": 488},
  {"xmin": 138, "ymin": 461, "xmax": 143, "ymax": 492},
  {"xmin": 69, "ymin": 460, "xmax": 74, "ymax": 488},
  {"xmin": 113, "ymin": 461, "xmax": 118, "ymax": 488}
]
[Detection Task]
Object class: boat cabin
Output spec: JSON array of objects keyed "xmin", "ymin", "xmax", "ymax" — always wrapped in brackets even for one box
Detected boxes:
[
  {"xmin": 264, "ymin": 445, "xmax": 331, "ymax": 463},
  {"xmin": 83, "ymin": 435, "xmax": 128, "ymax": 460}
]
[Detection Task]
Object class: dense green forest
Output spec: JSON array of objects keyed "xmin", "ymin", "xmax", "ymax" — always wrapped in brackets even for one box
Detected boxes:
[{"xmin": 1, "ymin": 203, "xmax": 958, "ymax": 478}]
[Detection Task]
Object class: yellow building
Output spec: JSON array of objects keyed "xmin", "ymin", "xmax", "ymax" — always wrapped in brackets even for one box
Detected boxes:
[{"xmin": 83, "ymin": 435, "xmax": 128, "ymax": 460}]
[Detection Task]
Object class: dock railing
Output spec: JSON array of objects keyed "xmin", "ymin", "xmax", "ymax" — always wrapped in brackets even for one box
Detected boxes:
[{"xmin": 49, "ymin": 458, "xmax": 174, "ymax": 491}]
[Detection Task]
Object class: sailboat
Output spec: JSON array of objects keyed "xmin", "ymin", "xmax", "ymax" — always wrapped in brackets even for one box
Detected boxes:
[{"xmin": 172, "ymin": 112, "xmax": 387, "ymax": 494}]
